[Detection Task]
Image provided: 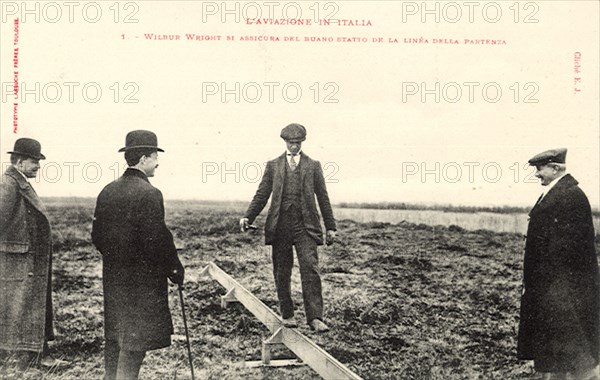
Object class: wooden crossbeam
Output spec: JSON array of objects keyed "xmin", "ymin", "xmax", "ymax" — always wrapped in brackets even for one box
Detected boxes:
[
  {"xmin": 201, "ymin": 262, "xmax": 363, "ymax": 380},
  {"xmin": 220, "ymin": 287, "xmax": 238, "ymax": 308},
  {"xmin": 262, "ymin": 327, "xmax": 284, "ymax": 364}
]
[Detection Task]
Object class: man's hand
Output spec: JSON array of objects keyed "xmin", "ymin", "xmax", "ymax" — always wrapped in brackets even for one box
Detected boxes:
[
  {"xmin": 326, "ymin": 230, "xmax": 336, "ymax": 246},
  {"xmin": 168, "ymin": 265, "xmax": 185, "ymax": 286},
  {"xmin": 239, "ymin": 218, "xmax": 250, "ymax": 232}
]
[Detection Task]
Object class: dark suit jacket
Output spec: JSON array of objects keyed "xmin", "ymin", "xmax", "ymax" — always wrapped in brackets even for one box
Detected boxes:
[
  {"xmin": 0, "ymin": 165, "xmax": 53, "ymax": 352},
  {"xmin": 244, "ymin": 152, "xmax": 336, "ymax": 245},
  {"xmin": 92, "ymin": 168, "xmax": 182, "ymax": 351},
  {"xmin": 517, "ymin": 174, "xmax": 600, "ymax": 369}
]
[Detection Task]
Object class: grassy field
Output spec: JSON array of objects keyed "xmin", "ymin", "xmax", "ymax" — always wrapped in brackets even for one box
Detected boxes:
[{"xmin": 2, "ymin": 198, "xmax": 598, "ymax": 379}]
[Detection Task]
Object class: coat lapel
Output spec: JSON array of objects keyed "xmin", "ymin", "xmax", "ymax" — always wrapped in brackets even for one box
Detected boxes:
[
  {"xmin": 299, "ymin": 152, "xmax": 310, "ymax": 185},
  {"xmin": 529, "ymin": 174, "xmax": 575, "ymax": 216},
  {"xmin": 274, "ymin": 153, "xmax": 286, "ymax": 196},
  {"xmin": 5, "ymin": 166, "xmax": 48, "ymax": 217},
  {"xmin": 530, "ymin": 193, "xmax": 544, "ymax": 211}
]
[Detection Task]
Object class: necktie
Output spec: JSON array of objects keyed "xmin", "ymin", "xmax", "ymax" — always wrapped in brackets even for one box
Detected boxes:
[{"xmin": 289, "ymin": 154, "xmax": 297, "ymax": 171}]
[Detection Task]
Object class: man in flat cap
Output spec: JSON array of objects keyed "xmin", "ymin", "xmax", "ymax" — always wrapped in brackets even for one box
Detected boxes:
[
  {"xmin": 240, "ymin": 123, "xmax": 337, "ymax": 332},
  {"xmin": 92, "ymin": 130, "xmax": 184, "ymax": 379},
  {"xmin": 0, "ymin": 138, "xmax": 66, "ymax": 369},
  {"xmin": 517, "ymin": 148, "xmax": 600, "ymax": 380}
]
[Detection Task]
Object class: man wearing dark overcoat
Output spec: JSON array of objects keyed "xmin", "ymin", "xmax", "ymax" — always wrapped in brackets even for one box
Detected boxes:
[
  {"xmin": 0, "ymin": 138, "xmax": 67, "ymax": 369},
  {"xmin": 517, "ymin": 148, "xmax": 600, "ymax": 380},
  {"xmin": 239, "ymin": 123, "xmax": 336, "ymax": 332},
  {"xmin": 92, "ymin": 130, "xmax": 184, "ymax": 380},
  {"xmin": 1, "ymin": 138, "xmax": 52, "ymax": 367}
]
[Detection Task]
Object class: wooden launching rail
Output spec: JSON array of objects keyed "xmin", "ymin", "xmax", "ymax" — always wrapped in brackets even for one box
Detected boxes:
[{"xmin": 199, "ymin": 261, "xmax": 363, "ymax": 380}]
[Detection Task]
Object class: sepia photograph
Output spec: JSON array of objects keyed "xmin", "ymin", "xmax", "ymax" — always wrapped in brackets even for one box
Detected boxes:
[{"xmin": 1, "ymin": 1, "xmax": 599, "ymax": 379}]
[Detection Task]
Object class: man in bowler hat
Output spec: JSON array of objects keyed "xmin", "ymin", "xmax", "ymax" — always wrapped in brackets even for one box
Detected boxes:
[
  {"xmin": 240, "ymin": 123, "xmax": 336, "ymax": 332},
  {"xmin": 517, "ymin": 148, "xmax": 600, "ymax": 380},
  {"xmin": 92, "ymin": 130, "xmax": 184, "ymax": 379},
  {"xmin": 0, "ymin": 138, "xmax": 66, "ymax": 369}
]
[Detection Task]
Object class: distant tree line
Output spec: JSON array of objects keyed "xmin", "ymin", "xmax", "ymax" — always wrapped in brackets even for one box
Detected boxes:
[{"xmin": 337, "ymin": 202, "xmax": 600, "ymax": 217}]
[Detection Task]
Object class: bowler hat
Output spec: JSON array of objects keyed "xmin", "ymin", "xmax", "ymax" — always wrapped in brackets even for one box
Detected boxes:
[
  {"xmin": 118, "ymin": 130, "xmax": 165, "ymax": 152},
  {"xmin": 7, "ymin": 138, "xmax": 46, "ymax": 160},
  {"xmin": 280, "ymin": 123, "xmax": 307, "ymax": 142},
  {"xmin": 528, "ymin": 148, "xmax": 567, "ymax": 166}
]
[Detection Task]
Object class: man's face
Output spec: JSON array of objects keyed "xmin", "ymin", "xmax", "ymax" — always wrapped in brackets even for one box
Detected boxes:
[
  {"xmin": 141, "ymin": 152, "xmax": 159, "ymax": 177},
  {"xmin": 17, "ymin": 157, "xmax": 41, "ymax": 178},
  {"xmin": 535, "ymin": 164, "xmax": 560, "ymax": 186},
  {"xmin": 285, "ymin": 140, "xmax": 302, "ymax": 155}
]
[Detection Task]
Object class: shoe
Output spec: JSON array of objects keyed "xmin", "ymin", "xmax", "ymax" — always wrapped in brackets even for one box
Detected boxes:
[
  {"xmin": 282, "ymin": 317, "xmax": 298, "ymax": 328},
  {"xmin": 309, "ymin": 319, "xmax": 330, "ymax": 333},
  {"xmin": 40, "ymin": 355, "xmax": 70, "ymax": 369}
]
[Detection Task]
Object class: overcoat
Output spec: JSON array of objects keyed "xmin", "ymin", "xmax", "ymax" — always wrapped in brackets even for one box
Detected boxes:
[
  {"xmin": 244, "ymin": 153, "xmax": 336, "ymax": 245},
  {"xmin": 517, "ymin": 174, "xmax": 600, "ymax": 371},
  {"xmin": 0, "ymin": 165, "xmax": 54, "ymax": 352},
  {"xmin": 92, "ymin": 168, "xmax": 182, "ymax": 351}
]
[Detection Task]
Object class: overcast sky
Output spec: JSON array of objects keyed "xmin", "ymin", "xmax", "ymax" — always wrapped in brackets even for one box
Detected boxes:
[{"xmin": 1, "ymin": 1, "xmax": 598, "ymax": 208}]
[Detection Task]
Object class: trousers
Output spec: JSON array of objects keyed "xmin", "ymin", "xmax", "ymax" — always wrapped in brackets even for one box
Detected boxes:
[
  {"xmin": 104, "ymin": 340, "xmax": 146, "ymax": 380},
  {"xmin": 272, "ymin": 205, "xmax": 323, "ymax": 322}
]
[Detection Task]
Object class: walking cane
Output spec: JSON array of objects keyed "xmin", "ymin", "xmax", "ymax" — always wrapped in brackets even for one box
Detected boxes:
[{"xmin": 178, "ymin": 284, "xmax": 195, "ymax": 380}]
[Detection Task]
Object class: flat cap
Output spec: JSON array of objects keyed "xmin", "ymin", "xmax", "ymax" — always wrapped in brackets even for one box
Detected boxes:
[
  {"xmin": 280, "ymin": 123, "xmax": 306, "ymax": 141},
  {"xmin": 528, "ymin": 148, "xmax": 567, "ymax": 166}
]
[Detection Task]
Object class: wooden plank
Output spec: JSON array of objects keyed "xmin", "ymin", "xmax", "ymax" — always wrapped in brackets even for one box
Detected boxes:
[
  {"xmin": 202, "ymin": 262, "xmax": 363, "ymax": 380},
  {"xmin": 206, "ymin": 262, "xmax": 282, "ymax": 334}
]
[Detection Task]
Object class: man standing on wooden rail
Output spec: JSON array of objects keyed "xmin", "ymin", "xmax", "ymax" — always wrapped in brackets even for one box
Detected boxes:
[
  {"xmin": 240, "ymin": 123, "xmax": 336, "ymax": 333},
  {"xmin": 517, "ymin": 148, "xmax": 600, "ymax": 380},
  {"xmin": 92, "ymin": 130, "xmax": 185, "ymax": 379},
  {"xmin": 0, "ymin": 138, "xmax": 67, "ymax": 369}
]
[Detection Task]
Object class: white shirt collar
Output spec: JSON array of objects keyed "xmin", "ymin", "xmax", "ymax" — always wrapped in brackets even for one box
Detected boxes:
[
  {"xmin": 541, "ymin": 172, "xmax": 568, "ymax": 197},
  {"xmin": 286, "ymin": 150, "xmax": 301, "ymax": 164},
  {"xmin": 13, "ymin": 166, "xmax": 29, "ymax": 182}
]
